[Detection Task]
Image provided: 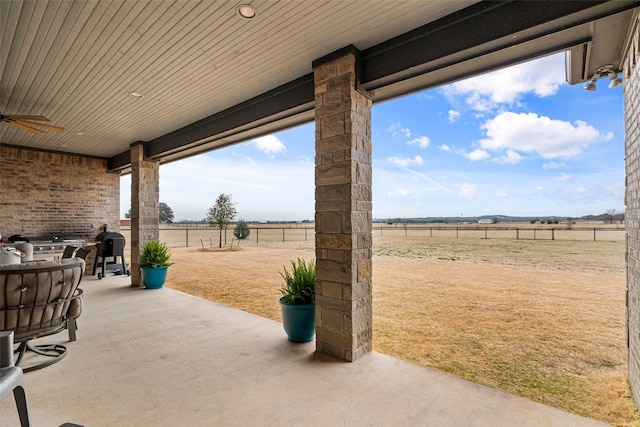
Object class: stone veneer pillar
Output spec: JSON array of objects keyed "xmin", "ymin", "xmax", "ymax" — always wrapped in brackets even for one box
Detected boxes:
[
  {"xmin": 313, "ymin": 47, "xmax": 373, "ymax": 362},
  {"xmin": 130, "ymin": 143, "xmax": 160, "ymax": 287}
]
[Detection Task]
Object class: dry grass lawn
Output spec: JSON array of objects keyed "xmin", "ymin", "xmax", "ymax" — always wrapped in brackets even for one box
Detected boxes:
[{"xmin": 164, "ymin": 234, "xmax": 637, "ymax": 426}]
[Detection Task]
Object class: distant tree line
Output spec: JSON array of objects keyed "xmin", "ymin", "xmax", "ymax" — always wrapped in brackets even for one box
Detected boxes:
[{"xmin": 124, "ymin": 202, "xmax": 174, "ymax": 223}]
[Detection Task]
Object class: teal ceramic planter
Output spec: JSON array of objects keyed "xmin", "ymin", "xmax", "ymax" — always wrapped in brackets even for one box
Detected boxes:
[
  {"xmin": 279, "ymin": 298, "xmax": 315, "ymax": 343},
  {"xmin": 141, "ymin": 266, "xmax": 168, "ymax": 289}
]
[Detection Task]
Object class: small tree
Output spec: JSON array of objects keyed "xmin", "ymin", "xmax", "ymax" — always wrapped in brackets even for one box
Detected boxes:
[
  {"xmin": 233, "ymin": 219, "xmax": 251, "ymax": 245},
  {"xmin": 604, "ymin": 209, "xmax": 617, "ymax": 224},
  {"xmin": 566, "ymin": 217, "xmax": 575, "ymax": 229},
  {"xmin": 205, "ymin": 194, "xmax": 237, "ymax": 247},
  {"xmin": 159, "ymin": 202, "xmax": 174, "ymax": 224}
]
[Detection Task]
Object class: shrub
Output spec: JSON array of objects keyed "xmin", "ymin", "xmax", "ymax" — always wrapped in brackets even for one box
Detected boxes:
[{"xmin": 233, "ymin": 219, "xmax": 250, "ymax": 240}]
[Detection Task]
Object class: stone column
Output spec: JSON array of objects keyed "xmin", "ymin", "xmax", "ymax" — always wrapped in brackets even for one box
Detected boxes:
[
  {"xmin": 130, "ymin": 143, "xmax": 159, "ymax": 287},
  {"xmin": 313, "ymin": 46, "xmax": 373, "ymax": 362}
]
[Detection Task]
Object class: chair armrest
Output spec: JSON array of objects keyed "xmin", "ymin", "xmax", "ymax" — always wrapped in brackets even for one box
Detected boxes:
[
  {"xmin": 0, "ymin": 331, "xmax": 14, "ymax": 368},
  {"xmin": 67, "ymin": 288, "xmax": 84, "ymax": 320}
]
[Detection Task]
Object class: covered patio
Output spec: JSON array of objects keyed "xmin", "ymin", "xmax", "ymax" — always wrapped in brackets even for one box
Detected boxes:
[
  {"xmin": 3, "ymin": 1, "xmax": 640, "ymax": 422},
  {"xmin": 0, "ymin": 273, "xmax": 608, "ymax": 426}
]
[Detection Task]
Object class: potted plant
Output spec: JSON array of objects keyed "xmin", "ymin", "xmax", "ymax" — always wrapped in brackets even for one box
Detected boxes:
[
  {"xmin": 140, "ymin": 240, "xmax": 173, "ymax": 289},
  {"xmin": 279, "ymin": 258, "xmax": 316, "ymax": 342}
]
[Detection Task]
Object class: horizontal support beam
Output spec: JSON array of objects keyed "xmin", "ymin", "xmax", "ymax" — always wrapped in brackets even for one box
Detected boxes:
[{"xmin": 109, "ymin": 0, "xmax": 639, "ymax": 172}]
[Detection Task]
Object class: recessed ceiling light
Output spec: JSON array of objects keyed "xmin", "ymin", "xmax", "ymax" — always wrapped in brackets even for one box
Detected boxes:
[
  {"xmin": 237, "ymin": 4, "xmax": 256, "ymax": 19},
  {"xmin": 129, "ymin": 92, "xmax": 143, "ymax": 98},
  {"xmin": 76, "ymin": 132, "xmax": 85, "ymax": 136}
]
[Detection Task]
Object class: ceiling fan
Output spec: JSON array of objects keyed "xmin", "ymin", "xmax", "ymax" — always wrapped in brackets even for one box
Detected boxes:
[{"xmin": 0, "ymin": 114, "xmax": 65, "ymax": 135}]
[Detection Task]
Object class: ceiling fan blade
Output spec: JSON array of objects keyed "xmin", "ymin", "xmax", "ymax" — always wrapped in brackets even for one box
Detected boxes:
[
  {"xmin": 4, "ymin": 115, "xmax": 50, "ymax": 122},
  {"xmin": 8, "ymin": 120, "xmax": 46, "ymax": 134},
  {"xmin": 15, "ymin": 119, "xmax": 65, "ymax": 132}
]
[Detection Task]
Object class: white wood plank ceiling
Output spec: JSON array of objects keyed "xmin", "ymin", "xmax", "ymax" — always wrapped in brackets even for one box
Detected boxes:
[{"xmin": 0, "ymin": 0, "xmax": 477, "ymax": 159}]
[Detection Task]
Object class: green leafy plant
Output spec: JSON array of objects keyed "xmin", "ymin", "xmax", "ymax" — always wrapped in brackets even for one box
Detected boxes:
[
  {"xmin": 279, "ymin": 258, "xmax": 316, "ymax": 305},
  {"xmin": 205, "ymin": 193, "xmax": 237, "ymax": 248},
  {"xmin": 233, "ymin": 219, "xmax": 251, "ymax": 241},
  {"xmin": 140, "ymin": 240, "xmax": 174, "ymax": 268}
]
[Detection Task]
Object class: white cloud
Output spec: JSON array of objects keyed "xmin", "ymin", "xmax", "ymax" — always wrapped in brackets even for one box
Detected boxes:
[
  {"xmin": 448, "ymin": 110, "xmax": 460, "ymax": 123},
  {"xmin": 571, "ymin": 186, "xmax": 592, "ymax": 199},
  {"xmin": 556, "ymin": 173, "xmax": 571, "ymax": 181},
  {"xmin": 463, "ymin": 148, "xmax": 491, "ymax": 161},
  {"xmin": 408, "ymin": 136, "xmax": 430, "ymax": 148},
  {"xmin": 123, "ymin": 154, "xmax": 314, "ymax": 221},
  {"xmin": 496, "ymin": 191, "xmax": 508, "ymax": 197},
  {"xmin": 459, "ymin": 183, "xmax": 478, "ymax": 198},
  {"xmin": 605, "ymin": 181, "xmax": 625, "ymax": 197},
  {"xmin": 251, "ymin": 135, "xmax": 286, "ymax": 157},
  {"xmin": 542, "ymin": 161, "xmax": 565, "ymax": 169},
  {"xmin": 441, "ymin": 53, "xmax": 566, "ymax": 112},
  {"xmin": 405, "ymin": 170, "xmax": 451, "ymax": 193},
  {"xmin": 388, "ymin": 155, "xmax": 424, "ymax": 167},
  {"xmin": 478, "ymin": 112, "xmax": 605, "ymax": 159},
  {"xmin": 388, "ymin": 188, "xmax": 411, "ymax": 197},
  {"xmin": 387, "ymin": 122, "xmax": 411, "ymax": 138},
  {"xmin": 438, "ymin": 144, "xmax": 451, "ymax": 152},
  {"xmin": 498, "ymin": 150, "xmax": 523, "ymax": 164}
]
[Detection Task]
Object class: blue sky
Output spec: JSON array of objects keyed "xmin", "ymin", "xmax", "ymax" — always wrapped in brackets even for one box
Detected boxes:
[{"xmin": 120, "ymin": 53, "xmax": 625, "ymax": 222}]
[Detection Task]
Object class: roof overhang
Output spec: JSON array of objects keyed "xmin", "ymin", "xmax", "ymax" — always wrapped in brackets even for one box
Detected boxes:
[{"xmin": 2, "ymin": 1, "xmax": 638, "ymax": 173}]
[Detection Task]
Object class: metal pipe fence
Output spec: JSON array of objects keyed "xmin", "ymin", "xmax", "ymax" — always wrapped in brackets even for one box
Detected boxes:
[
  {"xmin": 119, "ymin": 225, "xmax": 625, "ymax": 247},
  {"xmin": 371, "ymin": 226, "xmax": 625, "ymax": 242}
]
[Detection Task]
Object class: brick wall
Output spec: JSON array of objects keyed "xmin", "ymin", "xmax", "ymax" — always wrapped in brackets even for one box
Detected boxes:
[
  {"xmin": 626, "ymin": 21, "xmax": 640, "ymax": 404},
  {"xmin": 0, "ymin": 146, "xmax": 120, "ymax": 240}
]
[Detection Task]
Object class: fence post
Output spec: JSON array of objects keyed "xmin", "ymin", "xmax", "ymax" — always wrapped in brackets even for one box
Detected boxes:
[
  {"xmin": 430, "ymin": 228, "xmax": 432, "ymax": 238},
  {"xmin": 516, "ymin": 228, "xmax": 519, "ymax": 240},
  {"xmin": 456, "ymin": 227, "xmax": 458, "ymax": 239},
  {"xmin": 405, "ymin": 226, "xmax": 407, "ymax": 237},
  {"xmin": 256, "ymin": 228, "xmax": 259, "ymax": 244},
  {"xmin": 224, "ymin": 228, "xmax": 227, "ymax": 245},
  {"xmin": 552, "ymin": 228, "xmax": 555, "ymax": 241},
  {"xmin": 484, "ymin": 228, "xmax": 488, "ymax": 239},
  {"xmin": 594, "ymin": 228, "xmax": 596, "ymax": 241},
  {"xmin": 534, "ymin": 229, "xmax": 536, "ymax": 240},
  {"xmin": 283, "ymin": 228, "xmax": 285, "ymax": 242},
  {"xmin": 305, "ymin": 228, "xmax": 307, "ymax": 241},
  {"xmin": 186, "ymin": 229, "xmax": 189, "ymax": 247}
]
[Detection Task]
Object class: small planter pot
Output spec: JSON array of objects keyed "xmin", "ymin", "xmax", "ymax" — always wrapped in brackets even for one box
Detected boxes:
[
  {"xmin": 279, "ymin": 298, "xmax": 315, "ymax": 343},
  {"xmin": 141, "ymin": 266, "xmax": 168, "ymax": 289}
]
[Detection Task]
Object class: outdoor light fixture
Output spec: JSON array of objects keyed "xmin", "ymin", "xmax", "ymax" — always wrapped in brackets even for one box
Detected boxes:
[
  {"xmin": 608, "ymin": 71, "xmax": 623, "ymax": 88},
  {"xmin": 583, "ymin": 76, "xmax": 598, "ymax": 91},
  {"xmin": 583, "ymin": 65, "xmax": 623, "ymax": 91},
  {"xmin": 237, "ymin": 4, "xmax": 256, "ymax": 19}
]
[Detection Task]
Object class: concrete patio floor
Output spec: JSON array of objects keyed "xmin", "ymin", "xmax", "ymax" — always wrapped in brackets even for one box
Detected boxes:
[{"xmin": 1, "ymin": 273, "xmax": 609, "ymax": 426}]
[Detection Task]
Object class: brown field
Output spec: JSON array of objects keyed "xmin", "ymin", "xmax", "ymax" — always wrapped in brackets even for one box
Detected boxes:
[{"xmin": 138, "ymin": 223, "xmax": 635, "ymax": 426}]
